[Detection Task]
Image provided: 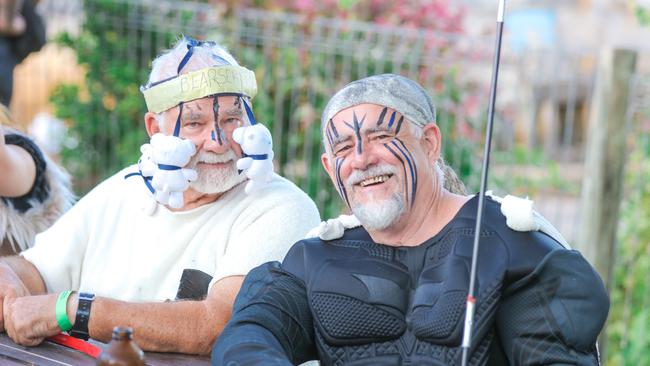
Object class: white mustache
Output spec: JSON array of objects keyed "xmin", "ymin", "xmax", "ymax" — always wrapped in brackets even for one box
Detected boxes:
[
  {"xmin": 194, "ymin": 150, "xmax": 237, "ymax": 164},
  {"xmin": 346, "ymin": 164, "xmax": 397, "ymax": 186}
]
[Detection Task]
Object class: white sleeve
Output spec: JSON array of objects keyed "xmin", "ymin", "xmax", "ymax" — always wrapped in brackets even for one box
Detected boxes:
[
  {"xmin": 20, "ymin": 182, "xmax": 100, "ymax": 293},
  {"xmin": 210, "ymin": 193, "xmax": 320, "ymax": 286}
]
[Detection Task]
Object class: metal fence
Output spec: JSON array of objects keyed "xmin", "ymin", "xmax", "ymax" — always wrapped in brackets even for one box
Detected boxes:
[{"xmin": 13, "ymin": 0, "xmax": 646, "ymax": 237}]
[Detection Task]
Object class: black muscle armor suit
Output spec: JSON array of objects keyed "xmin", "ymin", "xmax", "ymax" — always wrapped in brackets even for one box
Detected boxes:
[{"xmin": 213, "ymin": 196, "xmax": 609, "ymax": 365}]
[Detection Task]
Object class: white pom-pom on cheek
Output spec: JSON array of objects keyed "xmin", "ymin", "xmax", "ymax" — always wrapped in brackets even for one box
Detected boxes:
[{"xmin": 232, "ymin": 127, "xmax": 245, "ymax": 144}]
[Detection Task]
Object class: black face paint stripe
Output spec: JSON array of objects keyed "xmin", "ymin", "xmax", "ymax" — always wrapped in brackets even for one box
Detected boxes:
[
  {"xmin": 395, "ymin": 115, "xmax": 405, "ymax": 134},
  {"xmin": 329, "ymin": 118, "xmax": 339, "ymax": 138},
  {"xmin": 395, "ymin": 138, "xmax": 418, "ymax": 181},
  {"xmin": 335, "ymin": 157, "xmax": 350, "ymax": 207},
  {"xmin": 326, "ymin": 126, "xmax": 334, "ymax": 151},
  {"xmin": 384, "ymin": 143, "xmax": 411, "ymax": 207},
  {"xmin": 220, "ymin": 129, "xmax": 227, "ymax": 144},
  {"xmin": 376, "ymin": 107, "xmax": 388, "ymax": 126},
  {"xmin": 352, "ymin": 111, "xmax": 365, "ymax": 155},
  {"xmin": 212, "ymin": 95, "xmax": 223, "ymax": 145},
  {"xmin": 391, "ymin": 140, "xmax": 417, "ymax": 206},
  {"xmin": 173, "ymin": 102, "xmax": 184, "ymax": 137},
  {"xmin": 387, "ymin": 111, "xmax": 397, "ymax": 130}
]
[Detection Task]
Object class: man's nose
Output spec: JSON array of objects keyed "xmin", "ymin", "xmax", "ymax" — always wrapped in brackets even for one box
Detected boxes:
[
  {"xmin": 201, "ymin": 128, "xmax": 231, "ymax": 153},
  {"xmin": 349, "ymin": 143, "xmax": 377, "ymax": 170}
]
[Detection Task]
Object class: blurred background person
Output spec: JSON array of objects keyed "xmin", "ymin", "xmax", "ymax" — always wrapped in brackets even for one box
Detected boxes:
[
  {"xmin": 0, "ymin": 0, "xmax": 45, "ymax": 105},
  {"xmin": 0, "ymin": 103, "xmax": 73, "ymax": 255}
]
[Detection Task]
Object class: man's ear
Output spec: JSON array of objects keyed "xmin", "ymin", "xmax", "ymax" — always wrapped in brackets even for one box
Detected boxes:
[
  {"xmin": 421, "ymin": 123, "xmax": 442, "ymax": 163},
  {"xmin": 321, "ymin": 151, "xmax": 337, "ymax": 186},
  {"xmin": 144, "ymin": 112, "xmax": 161, "ymax": 137}
]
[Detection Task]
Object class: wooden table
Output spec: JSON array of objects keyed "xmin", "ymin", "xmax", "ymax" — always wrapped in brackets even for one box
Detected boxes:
[{"xmin": 0, "ymin": 334, "xmax": 211, "ymax": 365}]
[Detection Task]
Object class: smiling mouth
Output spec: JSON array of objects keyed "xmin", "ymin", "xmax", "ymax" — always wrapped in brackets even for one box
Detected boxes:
[
  {"xmin": 357, "ymin": 174, "xmax": 393, "ymax": 187},
  {"xmin": 197, "ymin": 161, "xmax": 232, "ymax": 167}
]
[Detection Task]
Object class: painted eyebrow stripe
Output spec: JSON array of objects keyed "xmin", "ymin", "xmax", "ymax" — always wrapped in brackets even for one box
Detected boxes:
[
  {"xmin": 395, "ymin": 115, "xmax": 405, "ymax": 134},
  {"xmin": 376, "ymin": 107, "xmax": 388, "ymax": 126},
  {"xmin": 326, "ymin": 126, "xmax": 334, "ymax": 150},
  {"xmin": 391, "ymin": 140, "xmax": 417, "ymax": 206},
  {"xmin": 335, "ymin": 157, "xmax": 350, "ymax": 207},
  {"xmin": 384, "ymin": 143, "xmax": 411, "ymax": 207},
  {"xmin": 387, "ymin": 111, "xmax": 396, "ymax": 129},
  {"xmin": 329, "ymin": 119, "xmax": 339, "ymax": 138}
]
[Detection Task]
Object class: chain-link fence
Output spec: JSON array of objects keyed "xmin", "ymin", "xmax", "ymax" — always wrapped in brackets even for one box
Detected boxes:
[{"xmin": 12, "ymin": 0, "xmax": 641, "ymax": 230}]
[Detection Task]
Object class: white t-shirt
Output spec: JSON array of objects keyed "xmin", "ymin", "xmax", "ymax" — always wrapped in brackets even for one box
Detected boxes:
[{"xmin": 21, "ymin": 166, "xmax": 321, "ymax": 302}]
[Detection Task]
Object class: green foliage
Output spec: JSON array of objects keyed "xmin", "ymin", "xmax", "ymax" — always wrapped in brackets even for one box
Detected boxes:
[
  {"xmin": 50, "ymin": 0, "xmax": 480, "ymax": 219},
  {"xmin": 488, "ymin": 144, "xmax": 578, "ymax": 197},
  {"xmin": 606, "ymin": 131, "xmax": 650, "ymax": 366},
  {"xmin": 50, "ymin": 0, "xmax": 179, "ymax": 193},
  {"xmin": 636, "ymin": 5, "xmax": 650, "ymax": 26}
]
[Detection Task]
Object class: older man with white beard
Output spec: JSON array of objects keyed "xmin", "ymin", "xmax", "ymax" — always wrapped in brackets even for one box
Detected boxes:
[
  {"xmin": 213, "ymin": 74, "xmax": 609, "ymax": 366},
  {"xmin": 0, "ymin": 38, "xmax": 320, "ymax": 355}
]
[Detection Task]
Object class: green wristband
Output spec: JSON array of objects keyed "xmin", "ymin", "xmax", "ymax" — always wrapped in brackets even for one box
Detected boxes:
[{"xmin": 56, "ymin": 291, "xmax": 73, "ymax": 332}]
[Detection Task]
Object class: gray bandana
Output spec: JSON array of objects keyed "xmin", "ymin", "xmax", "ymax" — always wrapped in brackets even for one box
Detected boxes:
[{"xmin": 321, "ymin": 74, "xmax": 436, "ymax": 132}]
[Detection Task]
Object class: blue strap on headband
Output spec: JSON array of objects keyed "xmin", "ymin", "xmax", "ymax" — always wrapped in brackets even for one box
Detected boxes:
[
  {"xmin": 242, "ymin": 97, "xmax": 257, "ymax": 125},
  {"xmin": 177, "ymin": 38, "xmax": 198, "ymax": 74},
  {"xmin": 172, "ymin": 37, "xmax": 258, "ymax": 139},
  {"xmin": 172, "ymin": 38, "xmax": 201, "ymax": 137}
]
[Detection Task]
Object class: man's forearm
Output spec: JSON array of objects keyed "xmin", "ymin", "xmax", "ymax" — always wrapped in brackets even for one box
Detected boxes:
[
  {"xmin": 88, "ymin": 298, "xmax": 220, "ymax": 354},
  {"xmin": 1, "ymin": 256, "xmax": 46, "ymax": 295},
  {"xmin": 84, "ymin": 276, "xmax": 243, "ymax": 355}
]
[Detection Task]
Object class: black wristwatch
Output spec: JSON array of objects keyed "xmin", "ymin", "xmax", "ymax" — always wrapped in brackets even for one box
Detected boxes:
[{"xmin": 69, "ymin": 292, "xmax": 95, "ymax": 340}]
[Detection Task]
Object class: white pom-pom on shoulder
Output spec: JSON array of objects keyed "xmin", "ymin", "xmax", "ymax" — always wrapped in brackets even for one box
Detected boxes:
[
  {"xmin": 304, "ymin": 214, "xmax": 361, "ymax": 240},
  {"xmin": 487, "ymin": 192, "xmax": 571, "ymax": 249},
  {"xmin": 500, "ymin": 195, "xmax": 539, "ymax": 231}
]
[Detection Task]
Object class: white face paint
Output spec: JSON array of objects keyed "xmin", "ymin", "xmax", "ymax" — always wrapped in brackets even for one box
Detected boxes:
[
  {"xmin": 345, "ymin": 163, "xmax": 406, "ymax": 230},
  {"xmin": 188, "ymin": 149, "xmax": 246, "ymax": 194}
]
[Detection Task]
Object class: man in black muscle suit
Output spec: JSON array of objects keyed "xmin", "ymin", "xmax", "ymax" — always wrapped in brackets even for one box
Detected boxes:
[{"xmin": 212, "ymin": 74, "xmax": 609, "ymax": 366}]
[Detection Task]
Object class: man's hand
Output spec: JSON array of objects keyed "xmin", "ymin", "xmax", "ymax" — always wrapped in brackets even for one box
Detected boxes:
[
  {"xmin": 0, "ymin": 262, "xmax": 30, "ymax": 332},
  {"xmin": 3, "ymin": 293, "xmax": 63, "ymax": 346}
]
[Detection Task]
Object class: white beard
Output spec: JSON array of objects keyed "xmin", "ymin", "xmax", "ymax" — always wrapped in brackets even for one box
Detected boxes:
[
  {"xmin": 345, "ymin": 164, "xmax": 405, "ymax": 231},
  {"xmin": 351, "ymin": 191, "xmax": 405, "ymax": 231},
  {"xmin": 189, "ymin": 150, "xmax": 246, "ymax": 194}
]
